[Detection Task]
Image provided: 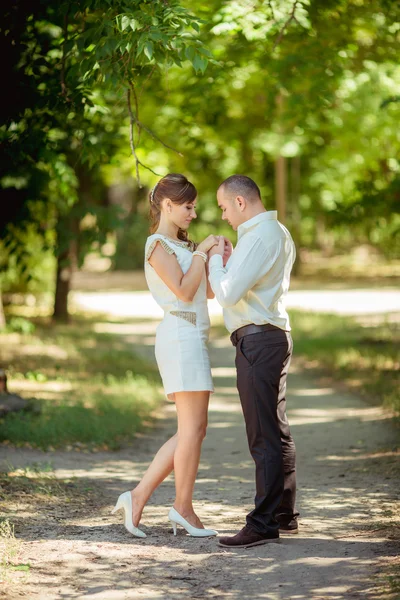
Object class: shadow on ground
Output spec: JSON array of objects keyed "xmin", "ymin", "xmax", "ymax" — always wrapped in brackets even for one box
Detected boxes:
[{"xmin": 1, "ymin": 318, "xmax": 399, "ymax": 599}]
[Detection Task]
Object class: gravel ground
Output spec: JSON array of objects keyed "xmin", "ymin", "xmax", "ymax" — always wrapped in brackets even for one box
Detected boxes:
[{"xmin": 1, "ymin": 325, "xmax": 399, "ymax": 600}]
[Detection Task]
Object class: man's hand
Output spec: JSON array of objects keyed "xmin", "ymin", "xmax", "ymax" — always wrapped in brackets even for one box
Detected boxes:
[
  {"xmin": 222, "ymin": 237, "xmax": 233, "ymax": 267},
  {"xmin": 208, "ymin": 236, "xmax": 225, "ymax": 259}
]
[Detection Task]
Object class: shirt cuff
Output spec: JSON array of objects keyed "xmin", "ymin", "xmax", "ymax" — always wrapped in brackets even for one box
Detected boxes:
[{"xmin": 209, "ymin": 254, "xmax": 224, "ymax": 271}]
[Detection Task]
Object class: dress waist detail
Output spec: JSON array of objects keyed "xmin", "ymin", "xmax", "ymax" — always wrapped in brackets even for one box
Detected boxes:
[{"xmin": 169, "ymin": 310, "xmax": 197, "ymax": 326}]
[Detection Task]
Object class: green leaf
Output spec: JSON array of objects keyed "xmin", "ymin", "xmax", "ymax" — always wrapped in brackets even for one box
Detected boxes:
[
  {"xmin": 198, "ymin": 47, "xmax": 213, "ymax": 58},
  {"xmin": 121, "ymin": 15, "xmax": 130, "ymax": 31},
  {"xmin": 185, "ymin": 46, "xmax": 195, "ymax": 61},
  {"xmin": 192, "ymin": 54, "xmax": 208, "ymax": 73},
  {"xmin": 144, "ymin": 41, "xmax": 154, "ymax": 61},
  {"xmin": 149, "ymin": 31, "xmax": 163, "ymax": 42},
  {"xmin": 136, "ymin": 34, "xmax": 146, "ymax": 57},
  {"xmin": 130, "ymin": 19, "xmax": 140, "ymax": 31}
]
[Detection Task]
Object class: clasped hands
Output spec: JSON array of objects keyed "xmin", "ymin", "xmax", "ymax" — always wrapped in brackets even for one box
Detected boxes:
[{"xmin": 197, "ymin": 235, "xmax": 232, "ymax": 267}]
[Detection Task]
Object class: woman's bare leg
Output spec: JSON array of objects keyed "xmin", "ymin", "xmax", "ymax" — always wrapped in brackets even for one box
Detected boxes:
[
  {"xmin": 130, "ymin": 433, "xmax": 177, "ymax": 525},
  {"xmin": 129, "ymin": 390, "xmax": 210, "ymax": 527},
  {"xmin": 173, "ymin": 391, "xmax": 210, "ymax": 528}
]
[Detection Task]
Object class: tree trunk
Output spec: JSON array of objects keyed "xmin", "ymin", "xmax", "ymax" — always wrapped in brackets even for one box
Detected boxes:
[
  {"xmin": 53, "ymin": 219, "xmax": 73, "ymax": 323},
  {"xmin": 52, "ymin": 162, "xmax": 90, "ymax": 323},
  {"xmin": 53, "ymin": 253, "xmax": 72, "ymax": 322},
  {"xmin": 290, "ymin": 155, "xmax": 302, "ymax": 275},
  {"xmin": 275, "ymin": 92, "xmax": 287, "ymax": 223},
  {"xmin": 316, "ymin": 213, "xmax": 333, "ymax": 255}
]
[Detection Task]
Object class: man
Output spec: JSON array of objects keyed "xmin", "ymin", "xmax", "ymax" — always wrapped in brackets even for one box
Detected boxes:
[{"xmin": 208, "ymin": 175, "xmax": 299, "ymax": 548}]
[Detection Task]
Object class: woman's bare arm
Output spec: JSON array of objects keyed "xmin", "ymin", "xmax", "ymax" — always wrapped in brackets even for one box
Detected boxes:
[
  {"xmin": 148, "ymin": 243, "xmax": 206, "ymax": 303},
  {"xmin": 205, "ymin": 262, "xmax": 215, "ymax": 299}
]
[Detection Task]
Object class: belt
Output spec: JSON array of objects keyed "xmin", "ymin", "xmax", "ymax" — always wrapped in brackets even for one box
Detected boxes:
[{"xmin": 230, "ymin": 323, "xmax": 283, "ymax": 347}]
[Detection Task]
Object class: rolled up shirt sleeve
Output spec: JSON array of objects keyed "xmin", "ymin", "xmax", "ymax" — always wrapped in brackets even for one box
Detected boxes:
[{"xmin": 208, "ymin": 234, "xmax": 281, "ymax": 308}]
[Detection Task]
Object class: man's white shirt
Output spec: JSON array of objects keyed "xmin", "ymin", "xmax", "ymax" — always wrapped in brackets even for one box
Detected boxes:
[{"xmin": 208, "ymin": 211, "xmax": 296, "ymax": 334}]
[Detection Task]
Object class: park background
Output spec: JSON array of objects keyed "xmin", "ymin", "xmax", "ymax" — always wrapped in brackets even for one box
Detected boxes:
[{"xmin": 0, "ymin": 1, "xmax": 399, "ymax": 597}]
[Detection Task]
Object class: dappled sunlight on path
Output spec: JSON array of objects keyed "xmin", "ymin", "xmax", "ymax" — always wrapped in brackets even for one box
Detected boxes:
[{"xmin": 1, "ymin": 315, "xmax": 398, "ymax": 599}]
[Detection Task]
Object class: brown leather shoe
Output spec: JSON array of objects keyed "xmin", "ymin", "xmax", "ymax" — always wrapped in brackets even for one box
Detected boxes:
[
  {"xmin": 278, "ymin": 517, "xmax": 299, "ymax": 534},
  {"xmin": 279, "ymin": 523, "xmax": 298, "ymax": 534},
  {"xmin": 218, "ymin": 525, "xmax": 280, "ymax": 548}
]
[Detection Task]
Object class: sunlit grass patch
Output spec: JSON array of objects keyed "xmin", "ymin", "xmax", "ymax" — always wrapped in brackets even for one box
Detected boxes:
[
  {"xmin": 0, "ymin": 316, "xmax": 163, "ymax": 449},
  {"xmin": 289, "ymin": 310, "xmax": 399, "ymax": 413},
  {"xmin": 0, "ymin": 378, "xmax": 160, "ymax": 450},
  {"xmin": 0, "ymin": 519, "xmax": 21, "ymax": 583},
  {"xmin": 0, "ymin": 462, "xmax": 87, "ymax": 501},
  {"xmin": 211, "ymin": 310, "xmax": 399, "ymax": 413}
]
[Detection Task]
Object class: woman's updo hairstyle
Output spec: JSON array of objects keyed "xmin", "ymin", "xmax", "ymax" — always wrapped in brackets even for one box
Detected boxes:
[{"xmin": 149, "ymin": 173, "xmax": 197, "ymax": 248}]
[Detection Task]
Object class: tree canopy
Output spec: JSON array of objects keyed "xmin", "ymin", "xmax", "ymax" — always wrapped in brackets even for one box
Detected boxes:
[{"xmin": 1, "ymin": 0, "xmax": 399, "ymax": 323}]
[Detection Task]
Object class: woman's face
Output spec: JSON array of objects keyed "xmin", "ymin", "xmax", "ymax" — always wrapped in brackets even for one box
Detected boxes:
[{"xmin": 168, "ymin": 197, "xmax": 198, "ymax": 230}]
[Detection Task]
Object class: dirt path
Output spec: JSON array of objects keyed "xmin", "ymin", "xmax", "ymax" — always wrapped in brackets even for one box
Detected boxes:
[
  {"xmin": 71, "ymin": 287, "xmax": 400, "ymax": 320},
  {"xmin": 1, "ymin": 324, "xmax": 399, "ymax": 599}
]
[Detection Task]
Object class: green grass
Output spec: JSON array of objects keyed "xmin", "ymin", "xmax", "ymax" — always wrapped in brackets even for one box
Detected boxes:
[
  {"xmin": 0, "ymin": 462, "xmax": 94, "ymax": 502},
  {"xmin": 289, "ymin": 310, "xmax": 399, "ymax": 413},
  {"xmin": 211, "ymin": 309, "xmax": 399, "ymax": 413},
  {"xmin": 0, "ymin": 518, "xmax": 20, "ymax": 583},
  {"xmin": 1, "ymin": 308, "xmax": 398, "ymax": 450},
  {"xmin": 0, "ymin": 315, "xmax": 163, "ymax": 449}
]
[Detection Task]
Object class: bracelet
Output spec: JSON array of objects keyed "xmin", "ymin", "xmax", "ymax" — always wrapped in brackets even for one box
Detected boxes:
[{"xmin": 192, "ymin": 250, "xmax": 207, "ymax": 263}]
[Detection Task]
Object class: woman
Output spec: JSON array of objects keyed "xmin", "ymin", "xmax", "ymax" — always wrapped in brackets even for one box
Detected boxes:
[{"xmin": 112, "ymin": 173, "xmax": 220, "ymax": 538}]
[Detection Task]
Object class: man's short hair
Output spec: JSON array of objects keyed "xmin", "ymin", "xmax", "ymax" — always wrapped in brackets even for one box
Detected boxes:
[{"xmin": 218, "ymin": 175, "xmax": 261, "ymax": 203}]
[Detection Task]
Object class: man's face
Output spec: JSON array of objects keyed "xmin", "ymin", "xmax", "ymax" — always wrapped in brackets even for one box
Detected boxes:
[{"xmin": 217, "ymin": 188, "xmax": 243, "ymax": 231}]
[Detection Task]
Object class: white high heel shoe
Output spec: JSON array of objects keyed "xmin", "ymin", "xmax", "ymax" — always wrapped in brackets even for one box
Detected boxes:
[
  {"xmin": 111, "ymin": 491, "xmax": 146, "ymax": 538},
  {"xmin": 168, "ymin": 507, "xmax": 218, "ymax": 537}
]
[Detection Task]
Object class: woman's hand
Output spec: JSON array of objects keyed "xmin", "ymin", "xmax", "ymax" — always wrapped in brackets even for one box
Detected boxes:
[
  {"xmin": 197, "ymin": 235, "xmax": 220, "ymax": 254},
  {"xmin": 208, "ymin": 236, "xmax": 225, "ymax": 259}
]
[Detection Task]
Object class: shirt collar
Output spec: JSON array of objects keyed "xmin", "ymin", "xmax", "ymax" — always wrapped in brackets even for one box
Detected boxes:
[{"xmin": 237, "ymin": 211, "xmax": 277, "ymax": 239}]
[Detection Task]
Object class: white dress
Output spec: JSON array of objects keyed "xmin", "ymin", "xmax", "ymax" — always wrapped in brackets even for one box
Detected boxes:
[{"xmin": 144, "ymin": 233, "xmax": 214, "ymax": 401}]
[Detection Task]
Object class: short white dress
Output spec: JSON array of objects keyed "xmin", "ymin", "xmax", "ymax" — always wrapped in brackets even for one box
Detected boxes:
[{"xmin": 144, "ymin": 234, "xmax": 214, "ymax": 401}]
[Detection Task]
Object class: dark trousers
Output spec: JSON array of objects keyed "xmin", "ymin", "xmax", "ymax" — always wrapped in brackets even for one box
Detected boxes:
[{"xmin": 232, "ymin": 327, "xmax": 298, "ymax": 535}]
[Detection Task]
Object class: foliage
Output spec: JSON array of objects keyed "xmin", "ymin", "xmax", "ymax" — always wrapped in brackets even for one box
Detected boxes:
[
  {"xmin": 1, "ymin": 0, "xmax": 400, "ymax": 305},
  {"xmin": 124, "ymin": 0, "xmax": 400, "ymax": 254},
  {"xmin": 0, "ymin": 224, "xmax": 55, "ymax": 295},
  {"xmin": 113, "ymin": 212, "xmax": 150, "ymax": 270},
  {"xmin": 0, "ymin": 0, "xmax": 212, "ymax": 315},
  {"xmin": 5, "ymin": 317, "xmax": 36, "ymax": 335}
]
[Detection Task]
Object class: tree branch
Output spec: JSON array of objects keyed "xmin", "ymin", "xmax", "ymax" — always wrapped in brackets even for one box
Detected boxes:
[
  {"xmin": 127, "ymin": 88, "xmax": 141, "ymax": 183},
  {"xmin": 131, "ymin": 84, "xmax": 141, "ymax": 147},
  {"xmin": 127, "ymin": 89, "xmax": 161, "ymax": 184},
  {"xmin": 272, "ymin": 0, "xmax": 299, "ymax": 51},
  {"xmin": 138, "ymin": 65, "xmax": 157, "ymax": 103},
  {"xmin": 135, "ymin": 118, "xmax": 184, "ymax": 157},
  {"xmin": 127, "ymin": 65, "xmax": 184, "ymax": 183}
]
